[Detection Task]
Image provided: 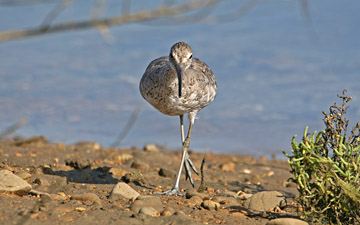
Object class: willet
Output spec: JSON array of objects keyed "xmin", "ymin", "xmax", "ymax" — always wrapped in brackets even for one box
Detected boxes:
[{"xmin": 139, "ymin": 42, "xmax": 217, "ymax": 196}]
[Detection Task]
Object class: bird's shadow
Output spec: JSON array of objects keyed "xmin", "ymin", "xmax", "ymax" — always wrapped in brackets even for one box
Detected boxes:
[{"xmin": 47, "ymin": 166, "xmax": 119, "ymax": 185}]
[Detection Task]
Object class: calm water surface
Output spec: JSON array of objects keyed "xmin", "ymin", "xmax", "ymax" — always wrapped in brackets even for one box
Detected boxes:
[{"xmin": 0, "ymin": 1, "xmax": 359, "ymax": 156}]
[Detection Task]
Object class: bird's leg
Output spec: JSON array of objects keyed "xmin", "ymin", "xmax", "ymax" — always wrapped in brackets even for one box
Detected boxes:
[
  {"xmin": 182, "ymin": 120, "xmax": 199, "ymax": 187},
  {"xmin": 153, "ymin": 115, "xmax": 186, "ymax": 196}
]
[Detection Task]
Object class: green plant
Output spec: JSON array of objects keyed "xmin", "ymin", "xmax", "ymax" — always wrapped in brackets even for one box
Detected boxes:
[{"xmin": 283, "ymin": 90, "xmax": 360, "ymax": 224}]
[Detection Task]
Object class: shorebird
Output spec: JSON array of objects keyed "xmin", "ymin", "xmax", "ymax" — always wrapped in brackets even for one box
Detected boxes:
[{"xmin": 139, "ymin": 42, "xmax": 217, "ymax": 196}]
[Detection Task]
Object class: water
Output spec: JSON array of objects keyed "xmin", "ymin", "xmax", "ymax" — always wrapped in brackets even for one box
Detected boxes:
[{"xmin": 0, "ymin": 0, "xmax": 359, "ymax": 157}]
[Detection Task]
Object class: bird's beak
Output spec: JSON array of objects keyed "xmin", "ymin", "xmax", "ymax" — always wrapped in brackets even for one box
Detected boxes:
[{"xmin": 175, "ymin": 64, "xmax": 185, "ymax": 97}]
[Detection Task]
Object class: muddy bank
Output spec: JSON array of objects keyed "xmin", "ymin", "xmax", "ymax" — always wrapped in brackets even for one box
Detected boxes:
[{"xmin": 0, "ymin": 137, "xmax": 304, "ymax": 225}]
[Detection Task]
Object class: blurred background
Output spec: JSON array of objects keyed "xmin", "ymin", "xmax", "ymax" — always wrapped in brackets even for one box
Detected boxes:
[{"xmin": 0, "ymin": 0, "xmax": 359, "ymax": 157}]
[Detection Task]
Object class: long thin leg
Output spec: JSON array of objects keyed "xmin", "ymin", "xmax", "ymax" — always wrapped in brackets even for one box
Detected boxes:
[{"xmin": 154, "ymin": 114, "xmax": 198, "ymax": 196}]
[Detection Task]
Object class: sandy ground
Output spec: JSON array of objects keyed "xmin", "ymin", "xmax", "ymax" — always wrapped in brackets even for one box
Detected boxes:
[{"xmin": 0, "ymin": 136, "xmax": 301, "ymax": 225}]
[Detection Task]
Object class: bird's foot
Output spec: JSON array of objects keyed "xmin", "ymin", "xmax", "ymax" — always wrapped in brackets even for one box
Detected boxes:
[
  {"xmin": 184, "ymin": 152, "xmax": 199, "ymax": 187},
  {"xmin": 153, "ymin": 187, "xmax": 183, "ymax": 197}
]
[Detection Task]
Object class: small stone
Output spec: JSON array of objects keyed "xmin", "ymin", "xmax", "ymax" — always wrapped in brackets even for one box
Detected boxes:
[
  {"xmin": 131, "ymin": 161, "xmax": 149, "ymax": 170},
  {"xmin": 130, "ymin": 196, "xmax": 163, "ymax": 213},
  {"xmin": 75, "ymin": 207, "xmax": 86, "ymax": 212},
  {"xmin": 242, "ymin": 169, "xmax": 252, "ymax": 174},
  {"xmin": 201, "ymin": 200, "xmax": 220, "ymax": 211},
  {"xmin": 161, "ymin": 207, "xmax": 174, "ymax": 216},
  {"xmin": 185, "ymin": 190, "xmax": 208, "ymax": 199},
  {"xmin": 243, "ymin": 191, "xmax": 285, "ymax": 211},
  {"xmin": 0, "ymin": 170, "xmax": 31, "ymax": 195},
  {"xmin": 65, "ymin": 158, "xmax": 92, "ymax": 169},
  {"xmin": 173, "ymin": 210, "xmax": 186, "ymax": 217},
  {"xmin": 139, "ymin": 207, "xmax": 158, "ymax": 216},
  {"xmin": 212, "ymin": 196, "xmax": 238, "ymax": 205},
  {"xmin": 238, "ymin": 193, "xmax": 253, "ymax": 200},
  {"xmin": 158, "ymin": 168, "xmax": 176, "ymax": 178},
  {"xmin": 266, "ymin": 218, "xmax": 309, "ymax": 225},
  {"xmin": 71, "ymin": 193, "xmax": 102, "ymax": 205},
  {"xmin": 109, "ymin": 182, "xmax": 140, "ymax": 200},
  {"xmin": 219, "ymin": 162, "xmax": 235, "ymax": 172},
  {"xmin": 187, "ymin": 196, "xmax": 203, "ymax": 206},
  {"xmin": 16, "ymin": 172, "xmax": 31, "ymax": 180},
  {"xmin": 219, "ymin": 191, "xmax": 237, "ymax": 198},
  {"xmin": 143, "ymin": 144, "xmax": 159, "ymax": 152},
  {"xmin": 109, "ymin": 168, "xmax": 128, "ymax": 176}
]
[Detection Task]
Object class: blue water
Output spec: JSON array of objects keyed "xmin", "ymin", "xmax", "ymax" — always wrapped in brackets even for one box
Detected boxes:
[{"xmin": 0, "ymin": 1, "xmax": 359, "ymax": 156}]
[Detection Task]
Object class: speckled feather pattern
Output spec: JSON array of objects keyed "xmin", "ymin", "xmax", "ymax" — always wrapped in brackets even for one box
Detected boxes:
[{"xmin": 140, "ymin": 49, "xmax": 217, "ymax": 117}]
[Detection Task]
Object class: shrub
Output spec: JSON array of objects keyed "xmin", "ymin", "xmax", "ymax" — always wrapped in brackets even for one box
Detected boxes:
[{"xmin": 283, "ymin": 90, "xmax": 360, "ymax": 224}]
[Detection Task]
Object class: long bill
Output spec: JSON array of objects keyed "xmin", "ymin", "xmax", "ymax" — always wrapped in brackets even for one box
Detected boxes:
[{"xmin": 175, "ymin": 64, "xmax": 185, "ymax": 97}]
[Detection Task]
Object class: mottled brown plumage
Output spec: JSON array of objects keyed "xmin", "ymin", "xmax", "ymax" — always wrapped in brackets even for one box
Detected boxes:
[{"xmin": 139, "ymin": 42, "xmax": 217, "ymax": 196}]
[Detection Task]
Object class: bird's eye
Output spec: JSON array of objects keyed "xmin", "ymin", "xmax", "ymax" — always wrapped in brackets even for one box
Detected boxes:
[{"xmin": 189, "ymin": 54, "xmax": 192, "ymax": 59}]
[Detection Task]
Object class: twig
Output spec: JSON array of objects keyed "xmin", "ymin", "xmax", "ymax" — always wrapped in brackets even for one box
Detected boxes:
[
  {"xmin": 0, "ymin": 0, "xmax": 220, "ymax": 42},
  {"xmin": 0, "ymin": 117, "xmax": 28, "ymax": 139},
  {"xmin": 110, "ymin": 105, "xmax": 141, "ymax": 148},
  {"xmin": 197, "ymin": 157, "xmax": 206, "ymax": 193}
]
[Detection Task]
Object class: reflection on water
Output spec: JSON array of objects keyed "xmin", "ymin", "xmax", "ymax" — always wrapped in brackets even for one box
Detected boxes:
[{"xmin": 0, "ymin": 1, "xmax": 359, "ymax": 156}]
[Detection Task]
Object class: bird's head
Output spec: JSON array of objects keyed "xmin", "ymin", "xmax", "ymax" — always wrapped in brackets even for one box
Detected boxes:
[{"xmin": 169, "ymin": 42, "xmax": 193, "ymax": 98}]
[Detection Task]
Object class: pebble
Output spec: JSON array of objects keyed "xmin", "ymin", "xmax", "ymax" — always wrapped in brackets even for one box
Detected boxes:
[
  {"xmin": 219, "ymin": 162, "xmax": 236, "ymax": 172},
  {"xmin": 16, "ymin": 172, "xmax": 31, "ymax": 180},
  {"xmin": 130, "ymin": 161, "xmax": 149, "ymax": 170},
  {"xmin": 158, "ymin": 168, "xmax": 176, "ymax": 178},
  {"xmin": 71, "ymin": 193, "xmax": 102, "ymax": 205},
  {"xmin": 201, "ymin": 200, "xmax": 220, "ymax": 211},
  {"xmin": 31, "ymin": 174, "xmax": 67, "ymax": 186},
  {"xmin": 109, "ymin": 167, "xmax": 127, "ymax": 176},
  {"xmin": 130, "ymin": 195, "xmax": 163, "ymax": 213},
  {"xmin": 219, "ymin": 191, "xmax": 238, "ymax": 198},
  {"xmin": 109, "ymin": 182, "xmax": 140, "ymax": 200},
  {"xmin": 212, "ymin": 196, "xmax": 238, "ymax": 205},
  {"xmin": 185, "ymin": 190, "xmax": 208, "ymax": 199},
  {"xmin": 238, "ymin": 193, "xmax": 253, "ymax": 200},
  {"xmin": 65, "ymin": 158, "xmax": 92, "ymax": 169},
  {"xmin": 139, "ymin": 207, "xmax": 158, "ymax": 216},
  {"xmin": 187, "ymin": 196, "xmax": 203, "ymax": 206},
  {"xmin": 243, "ymin": 191, "xmax": 285, "ymax": 211},
  {"xmin": 266, "ymin": 218, "xmax": 309, "ymax": 225},
  {"xmin": 143, "ymin": 144, "xmax": 159, "ymax": 153},
  {"xmin": 161, "ymin": 207, "xmax": 174, "ymax": 216},
  {"xmin": 0, "ymin": 170, "xmax": 31, "ymax": 195}
]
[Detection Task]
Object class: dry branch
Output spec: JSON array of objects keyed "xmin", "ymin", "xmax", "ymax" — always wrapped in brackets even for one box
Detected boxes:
[{"xmin": 0, "ymin": 0, "xmax": 220, "ymax": 42}]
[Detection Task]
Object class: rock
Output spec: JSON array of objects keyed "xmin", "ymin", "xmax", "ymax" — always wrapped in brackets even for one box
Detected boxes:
[
  {"xmin": 16, "ymin": 172, "xmax": 31, "ymax": 180},
  {"xmin": 130, "ymin": 196, "xmax": 163, "ymax": 213},
  {"xmin": 219, "ymin": 191, "xmax": 238, "ymax": 198},
  {"xmin": 131, "ymin": 161, "xmax": 149, "ymax": 170},
  {"xmin": 109, "ymin": 168, "xmax": 127, "ymax": 176},
  {"xmin": 243, "ymin": 191, "xmax": 285, "ymax": 211},
  {"xmin": 219, "ymin": 162, "xmax": 236, "ymax": 172},
  {"xmin": 201, "ymin": 200, "xmax": 220, "ymax": 210},
  {"xmin": 185, "ymin": 190, "xmax": 208, "ymax": 199},
  {"xmin": 109, "ymin": 182, "xmax": 140, "ymax": 200},
  {"xmin": 121, "ymin": 172, "xmax": 145, "ymax": 185},
  {"xmin": 0, "ymin": 170, "xmax": 31, "ymax": 195},
  {"xmin": 71, "ymin": 193, "xmax": 102, "ymax": 205},
  {"xmin": 187, "ymin": 196, "xmax": 203, "ymax": 206},
  {"xmin": 212, "ymin": 196, "xmax": 238, "ymax": 205},
  {"xmin": 238, "ymin": 192, "xmax": 253, "ymax": 200},
  {"xmin": 143, "ymin": 144, "xmax": 159, "ymax": 153},
  {"xmin": 158, "ymin": 168, "xmax": 176, "ymax": 178},
  {"xmin": 139, "ymin": 207, "xmax": 158, "ymax": 216},
  {"xmin": 161, "ymin": 207, "xmax": 174, "ymax": 216},
  {"xmin": 65, "ymin": 158, "xmax": 92, "ymax": 169},
  {"xmin": 266, "ymin": 218, "xmax": 309, "ymax": 225},
  {"xmin": 31, "ymin": 174, "xmax": 67, "ymax": 186}
]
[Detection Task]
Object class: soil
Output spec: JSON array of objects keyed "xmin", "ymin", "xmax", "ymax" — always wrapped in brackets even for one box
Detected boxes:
[{"xmin": 0, "ymin": 136, "xmax": 300, "ymax": 225}]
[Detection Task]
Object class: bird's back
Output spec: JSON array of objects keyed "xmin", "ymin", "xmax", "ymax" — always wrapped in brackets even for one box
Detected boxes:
[{"xmin": 140, "ymin": 56, "xmax": 217, "ymax": 116}]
